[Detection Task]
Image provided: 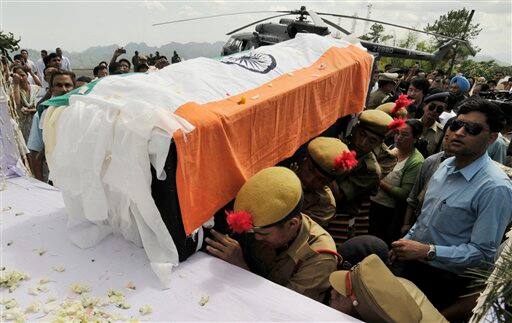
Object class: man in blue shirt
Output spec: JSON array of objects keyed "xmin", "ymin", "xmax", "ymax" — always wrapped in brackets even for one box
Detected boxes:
[
  {"xmin": 390, "ymin": 97, "xmax": 512, "ymax": 312},
  {"xmin": 27, "ymin": 70, "xmax": 75, "ymax": 181}
]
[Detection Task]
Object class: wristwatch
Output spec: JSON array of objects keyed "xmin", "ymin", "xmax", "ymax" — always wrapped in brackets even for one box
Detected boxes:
[{"xmin": 426, "ymin": 244, "xmax": 436, "ymax": 261}]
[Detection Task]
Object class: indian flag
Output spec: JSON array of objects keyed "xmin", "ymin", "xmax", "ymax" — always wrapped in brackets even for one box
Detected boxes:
[{"xmin": 41, "ymin": 34, "xmax": 373, "ymax": 287}]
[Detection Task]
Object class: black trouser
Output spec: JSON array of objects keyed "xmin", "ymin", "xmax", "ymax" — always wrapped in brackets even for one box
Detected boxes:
[
  {"xmin": 394, "ymin": 260, "xmax": 474, "ymax": 311},
  {"xmin": 369, "ymin": 201, "xmax": 407, "ymax": 246},
  {"xmin": 368, "ymin": 201, "xmax": 395, "ymax": 246}
]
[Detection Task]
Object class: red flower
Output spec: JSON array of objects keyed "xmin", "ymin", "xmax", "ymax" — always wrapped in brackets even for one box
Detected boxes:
[
  {"xmin": 387, "ymin": 118, "xmax": 406, "ymax": 131},
  {"xmin": 225, "ymin": 210, "xmax": 253, "ymax": 234},
  {"xmin": 334, "ymin": 150, "xmax": 358, "ymax": 171},
  {"xmin": 392, "ymin": 94, "xmax": 414, "ymax": 116}
]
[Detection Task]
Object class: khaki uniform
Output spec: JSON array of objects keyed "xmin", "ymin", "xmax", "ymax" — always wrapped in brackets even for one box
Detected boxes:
[
  {"xmin": 373, "ymin": 143, "xmax": 398, "ymax": 177},
  {"xmin": 367, "ymin": 89, "xmax": 392, "ymax": 109},
  {"xmin": 302, "ymin": 186, "xmax": 336, "ymax": 227},
  {"xmin": 328, "ymin": 148, "xmax": 381, "ymax": 242},
  {"xmin": 244, "ymin": 214, "xmax": 338, "ymax": 302},
  {"xmin": 336, "ymin": 149, "xmax": 381, "ymax": 216},
  {"xmin": 420, "ymin": 119, "xmax": 444, "ymax": 156}
]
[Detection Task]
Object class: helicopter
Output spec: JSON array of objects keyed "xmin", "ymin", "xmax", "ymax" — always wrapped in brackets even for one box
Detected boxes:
[{"xmin": 153, "ymin": 6, "xmax": 476, "ymax": 64}]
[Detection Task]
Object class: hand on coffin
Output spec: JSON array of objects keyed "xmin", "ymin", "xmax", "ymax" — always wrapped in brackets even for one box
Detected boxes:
[{"xmin": 206, "ymin": 230, "xmax": 249, "ymax": 270}]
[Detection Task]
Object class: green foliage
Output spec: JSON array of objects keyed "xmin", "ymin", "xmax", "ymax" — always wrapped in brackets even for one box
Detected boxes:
[
  {"xmin": 424, "ymin": 7, "xmax": 481, "ymax": 69},
  {"xmin": 468, "ymin": 244, "xmax": 512, "ymax": 322},
  {"xmin": 377, "ymin": 32, "xmax": 437, "ymax": 72},
  {"xmin": 424, "ymin": 8, "xmax": 481, "ymax": 49},
  {"xmin": 360, "ymin": 23, "xmax": 393, "ymax": 44},
  {"xmin": 457, "ymin": 60, "xmax": 512, "ymax": 79},
  {"xmin": 0, "ymin": 31, "xmax": 21, "ymax": 54}
]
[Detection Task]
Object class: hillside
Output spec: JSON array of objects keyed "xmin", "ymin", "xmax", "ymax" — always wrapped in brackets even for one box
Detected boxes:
[{"xmin": 21, "ymin": 41, "xmax": 226, "ymax": 69}]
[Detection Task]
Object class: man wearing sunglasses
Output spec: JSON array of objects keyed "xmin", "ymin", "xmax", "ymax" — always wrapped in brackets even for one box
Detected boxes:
[
  {"xmin": 390, "ymin": 97, "xmax": 512, "ymax": 314},
  {"xmin": 420, "ymin": 93, "xmax": 448, "ymax": 157}
]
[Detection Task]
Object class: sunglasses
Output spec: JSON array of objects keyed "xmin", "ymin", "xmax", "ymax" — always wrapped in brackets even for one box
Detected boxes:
[
  {"xmin": 449, "ymin": 120, "xmax": 487, "ymax": 136},
  {"xmin": 428, "ymin": 103, "xmax": 444, "ymax": 114}
]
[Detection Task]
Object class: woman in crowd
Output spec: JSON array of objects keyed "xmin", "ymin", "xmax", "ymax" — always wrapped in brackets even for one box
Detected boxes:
[
  {"xmin": 11, "ymin": 66, "xmax": 44, "ymax": 141},
  {"xmin": 369, "ymin": 119, "xmax": 425, "ymax": 245}
]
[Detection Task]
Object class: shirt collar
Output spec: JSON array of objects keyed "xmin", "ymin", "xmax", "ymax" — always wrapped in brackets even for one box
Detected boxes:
[
  {"xmin": 420, "ymin": 118, "xmax": 440, "ymax": 132},
  {"xmin": 445, "ymin": 153, "xmax": 490, "ymax": 181},
  {"xmin": 282, "ymin": 214, "xmax": 312, "ymax": 263}
]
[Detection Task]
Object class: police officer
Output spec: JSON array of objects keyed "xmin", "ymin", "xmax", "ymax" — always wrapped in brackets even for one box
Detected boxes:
[
  {"xmin": 205, "ymin": 167, "xmax": 339, "ymax": 302},
  {"xmin": 296, "ymin": 137, "xmax": 358, "ymax": 227},
  {"xmin": 328, "ymin": 110, "xmax": 399, "ymax": 240},
  {"xmin": 420, "ymin": 92, "xmax": 448, "ymax": 156},
  {"xmin": 367, "ymin": 73, "xmax": 399, "ymax": 109},
  {"xmin": 329, "ymin": 254, "xmax": 448, "ymax": 322}
]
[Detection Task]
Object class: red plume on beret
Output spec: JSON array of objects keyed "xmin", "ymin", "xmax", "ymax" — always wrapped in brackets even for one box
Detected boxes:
[
  {"xmin": 334, "ymin": 150, "xmax": 358, "ymax": 171},
  {"xmin": 387, "ymin": 118, "xmax": 406, "ymax": 131},
  {"xmin": 226, "ymin": 210, "xmax": 253, "ymax": 234},
  {"xmin": 391, "ymin": 94, "xmax": 414, "ymax": 116}
]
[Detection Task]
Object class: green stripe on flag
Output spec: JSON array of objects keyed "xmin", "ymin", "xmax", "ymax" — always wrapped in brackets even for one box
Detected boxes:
[{"xmin": 37, "ymin": 78, "xmax": 100, "ymax": 116}]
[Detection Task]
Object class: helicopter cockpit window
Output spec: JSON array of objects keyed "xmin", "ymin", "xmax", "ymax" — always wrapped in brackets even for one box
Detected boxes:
[{"xmin": 227, "ymin": 38, "xmax": 244, "ymax": 50}]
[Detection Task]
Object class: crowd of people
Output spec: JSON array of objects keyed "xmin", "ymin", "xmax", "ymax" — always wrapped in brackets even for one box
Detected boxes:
[
  {"xmin": 204, "ymin": 70, "xmax": 512, "ymax": 322},
  {"xmin": 3, "ymin": 45, "xmax": 512, "ymax": 322},
  {"xmin": 2, "ymin": 47, "xmax": 183, "ymax": 180}
]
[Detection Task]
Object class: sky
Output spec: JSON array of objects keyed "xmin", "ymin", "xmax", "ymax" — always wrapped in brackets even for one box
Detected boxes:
[{"xmin": 1, "ymin": 0, "xmax": 511, "ymax": 64}]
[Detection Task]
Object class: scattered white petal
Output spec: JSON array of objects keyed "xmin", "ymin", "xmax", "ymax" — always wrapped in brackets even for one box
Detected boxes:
[
  {"xmin": 199, "ymin": 295, "xmax": 209, "ymax": 306},
  {"xmin": 139, "ymin": 304, "xmax": 152, "ymax": 315},
  {"xmin": 28, "ymin": 287, "xmax": 39, "ymax": 296},
  {"xmin": 0, "ymin": 297, "xmax": 14, "ymax": 305},
  {"xmin": 115, "ymin": 302, "xmax": 131, "ymax": 309},
  {"xmin": 15, "ymin": 212, "xmax": 24, "ymax": 216},
  {"xmin": 7, "ymin": 240, "xmax": 13, "ymax": 246},
  {"xmin": 45, "ymin": 296, "xmax": 57, "ymax": 304},
  {"xmin": 4, "ymin": 298, "xmax": 18, "ymax": 309},
  {"xmin": 52, "ymin": 265, "xmax": 65, "ymax": 273},
  {"xmin": 267, "ymin": 83, "xmax": 273, "ymax": 87},
  {"xmin": 70, "ymin": 283, "xmax": 91, "ymax": 295},
  {"xmin": 35, "ymin": 248, "xmax": 47, "ymax": 256},
  {"xmin": 1, "ymin": 206, "xmax": 12, "ymax": 212},
  {"xmin": 312, "ymin": 74, "xmax": 320, "ymax": 78},
  {"xmin": 0, "ymin": 268, "xmax": 30, "ymax": 292},
  {"xmin": 287, "ymin": 72, "xmax": 294, "ymax": 76},
  {"xmin": 25, "ymin": 302, "xmax": 40, "ymax": 314},
  {"xmin": 251, "ymin": 95, "xmax": 260, "ymax": 100},
  {"xmin": 39, "ymin": 277, "xmax": 51, "ymax": 284},
  {"xmin": 2, "ymin": 307, "xmax": 24, "ymax": 321},
  {"xmin": 37, "ymin": 285, "xmax": 49, "ymax": 293},
  {"xmin": 43, "ymin": 303, "xmax": 57, "ymax": 314}
]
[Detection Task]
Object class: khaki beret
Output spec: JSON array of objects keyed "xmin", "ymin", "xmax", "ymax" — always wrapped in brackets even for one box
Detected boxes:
[
  {"xmin": 233, "ymin": 167, "xmax": 302, "ymax": 228},
  {"xmin": 378, "ymin": 73, "xmax": 399, "ymax": 82},
  {"xmin": 358, "ymin": 110, "xmax": 394, "ymax": 137},
  {"xmin": 376, "ymin": 102, "xmax": 408, "ymax": 119},
  {"xmin": 329, "ymin": 254, "xmax": 422, "ymax": 322},
  {"xmin": 308, "ymin": 137, "xmax": 357, "ymax": 177}
]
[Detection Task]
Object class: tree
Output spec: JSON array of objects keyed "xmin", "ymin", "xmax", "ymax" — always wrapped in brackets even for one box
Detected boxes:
[
  {"xmin": 360, "ymin": 23, "xmax": 393, "ymax": 44},
  {"xmin": 0, "ymin": 31, "xmax": 21, "ymax": 61},
  {"xmin": 424, "ymin": 8, "xmax": 482, "ymax": 62},
  {"xmin": 457, "ymin": 59, "xmax": 512, "ymax": 80}
]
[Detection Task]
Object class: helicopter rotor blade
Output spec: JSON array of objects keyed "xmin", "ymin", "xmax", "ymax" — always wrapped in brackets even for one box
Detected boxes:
[
  {"xmin": 306, "ymin": 11, "xmax": 327, "ymax": 28},
  {"xmin": 226, "ymin": 13, "xmax": 293, "ymax": 35},
  {"xmin": 153, "ymin": 11, "xmax": 289, "ymax": 27},
  {"xmin": 321, "ymin": 18, "xmax": 351, "ymax": 35},
  {"xmin": 317, "ymin": 12, "xmax": 469, "ymax": 44}
]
